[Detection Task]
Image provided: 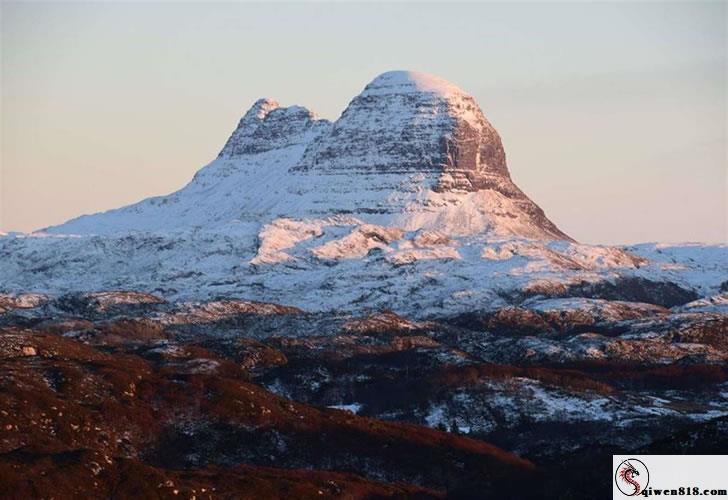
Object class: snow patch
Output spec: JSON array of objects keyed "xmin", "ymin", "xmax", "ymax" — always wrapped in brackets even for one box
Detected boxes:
[{"xmin": 327, "ymin": 403, "xmax": 363, "ymax": 414}]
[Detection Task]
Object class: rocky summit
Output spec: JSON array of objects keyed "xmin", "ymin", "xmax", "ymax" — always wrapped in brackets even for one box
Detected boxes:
[{"xmin": 44, "ymin": 70, "xmax": 568, "ymax": 239}]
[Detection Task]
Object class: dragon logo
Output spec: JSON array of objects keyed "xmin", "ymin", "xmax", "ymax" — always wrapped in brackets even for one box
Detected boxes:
[{"xmin": 615, "ymin": 458, "xmax": 650, "ymax": 496}]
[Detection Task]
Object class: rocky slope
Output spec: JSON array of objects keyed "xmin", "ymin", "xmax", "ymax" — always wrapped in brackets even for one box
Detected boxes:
[{"xmin": 1, "ymin": 292, "xmax": 726, "ymax": 498}]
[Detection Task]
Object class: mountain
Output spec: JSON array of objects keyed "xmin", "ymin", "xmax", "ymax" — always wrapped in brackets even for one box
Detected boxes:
[
  {"xmin": 46, "ymin": 71, "xmax": 569, "ymax": 240},
  {"xmin": 0, "ymin": 71, "xmax": 724, "ymax": 315},
  {"xmin": 1, "ymin": 71, "xmax": 727, "ymax": 500}
]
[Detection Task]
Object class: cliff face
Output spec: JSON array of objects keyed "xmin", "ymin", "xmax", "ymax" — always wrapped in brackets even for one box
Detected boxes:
[
  {"xmin": 289, "ymin": 71, "xmax": 570, "ymax": 239},
  {"xmin": 218, "ymin": 98, "xmax": 331, "ymax": 157},
  {"xmin": 297, "ymin": 71, "xmax": 509, "ymax": 183}
]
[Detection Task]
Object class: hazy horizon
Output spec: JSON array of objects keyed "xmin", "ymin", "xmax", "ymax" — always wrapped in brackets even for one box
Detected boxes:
[{"xmin": 1, "ymin": 2, "xmax": 726, "ymax": 244}]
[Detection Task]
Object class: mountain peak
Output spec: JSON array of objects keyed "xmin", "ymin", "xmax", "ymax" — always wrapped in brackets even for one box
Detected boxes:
[
  {"xmin": 47, "ymin": 70, "xmax": 571, "ymax": 242},
  {"xmin": 362, "ymin": 70, "xmax": 468, "ymax": 98},
  {"xmin": 245, "ymin": 97, "xmax": 281, "ymax": 120},
  {"xmin": 218, "ymin": 99, "xmax": 330, "ymax": 158}
]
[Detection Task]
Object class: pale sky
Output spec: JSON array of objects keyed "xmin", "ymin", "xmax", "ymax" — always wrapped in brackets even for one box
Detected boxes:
[{"xmin": 1, "ymin": 1, "xmax": 726, "ymax": 244}]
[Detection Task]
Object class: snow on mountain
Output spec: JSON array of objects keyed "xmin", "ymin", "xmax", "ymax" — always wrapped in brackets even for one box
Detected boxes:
[
  {"xmin": 44, "ymin": 70, "xmax": 567, "ymax": 240},
  {"xmin": 1, "ymin": 71, "xmax": 725, "ymax": 315}
]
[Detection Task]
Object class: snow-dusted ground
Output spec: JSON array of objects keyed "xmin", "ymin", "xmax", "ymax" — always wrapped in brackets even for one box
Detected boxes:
[
  {"xmin": 0, "ymin": 230, "xmax": 725, "ymax": 317},
  {"xmin": 420, "ymin": 379, "xmax": 728, "ymax": 439}
]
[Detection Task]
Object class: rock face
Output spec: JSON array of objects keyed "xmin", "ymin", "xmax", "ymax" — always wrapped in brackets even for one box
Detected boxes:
[
  {"xmin": 46, "ymin": 70, "xmax": 569, "ymax": 240},
  {"xmin": 294, "ymin": 71, "xmax": 569, "ymax": 239},
  {"xmin": 295, "ymin": 71, "xmax": 509, "ymax": 185},
  {"xmin": 218, "ymin": 98, "xmax": 331, "ymax": 157}
]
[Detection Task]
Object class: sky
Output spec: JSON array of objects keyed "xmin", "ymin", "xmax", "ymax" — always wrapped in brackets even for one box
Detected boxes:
[{"xmin": 1, "ymin": 1, "xmax": 726, "ymax": 244}]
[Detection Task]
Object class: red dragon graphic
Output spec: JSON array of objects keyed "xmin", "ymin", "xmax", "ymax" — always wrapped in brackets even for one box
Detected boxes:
[{"xmin": 619, "ymin": 461, "xmax": 642, "ymax": 496}]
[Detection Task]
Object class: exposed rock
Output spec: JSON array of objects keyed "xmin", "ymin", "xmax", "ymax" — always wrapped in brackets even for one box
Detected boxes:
[
  {"xmin": 21, "ymin": 346, "xmax": 37, "ymax": 356},
  {"xmin": 524, "ymin": 276, "xmax": 700, "ymax": 308},
  {"xmin": 342, "ymin": 311, "xmax": 430, "ymax": 335},
  {"xmin": 158, "ymin": 299, "xmax": 303, "ymax": 325},
  {"xmin": 218, "ymin": 99, "xmax": 331, "ymax": 157},
  {"xmin": 235, "ymin": 338, "xmax": 288, "ymax": 372},
  {"xmin": 54, "ymin": 291, "xmax": 165, "ymax": 316},
  {"xmin": 0, "ymin": 293, "xmax": 48, "ymax": 314}
]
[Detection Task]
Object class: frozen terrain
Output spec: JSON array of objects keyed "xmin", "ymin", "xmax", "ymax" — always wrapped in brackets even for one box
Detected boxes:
[{"xmin": 0, "ymin": 71, "xmax": 724, "ymax": 315}]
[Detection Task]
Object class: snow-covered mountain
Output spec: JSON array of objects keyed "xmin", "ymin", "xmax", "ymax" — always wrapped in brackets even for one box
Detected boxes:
[
  {"xmin": 46, "ymin": 71, "xmax": 569, "ymax": 240},
  {"xmin": 1, "ymin": 71, "xmax": 725, "ymax": 314},
  {"xmin": 4, "ymin": 70, "xmax": 728, "ymax": 500}
]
